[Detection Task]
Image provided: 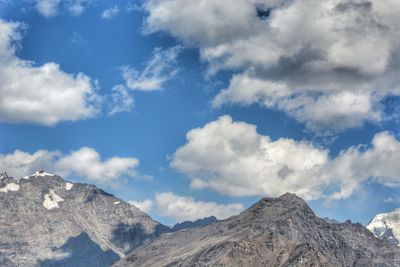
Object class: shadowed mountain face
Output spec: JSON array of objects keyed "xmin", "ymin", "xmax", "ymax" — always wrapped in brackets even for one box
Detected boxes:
[
  {"xmin": 39, "ymin": 232, "xmax": 119, "ymax": 267},
  {"xmin": 115, "ymin": 193, "xmax": 400, "ymax": 267},
  {"xmin": 171, "ymin": 216, "xmax": 219, "ymax": 232},
  {"xmin": 0, "ymin": 171, "xmax": 169, "ymax": 267}
]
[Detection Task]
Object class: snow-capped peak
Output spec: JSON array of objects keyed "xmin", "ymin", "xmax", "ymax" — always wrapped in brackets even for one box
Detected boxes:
[
  {"xmin": 367, "ymin": 209, "xmax": 400, "ymax": 246},
  {"xmin": 34, "ymin": 170, "xmax": 55, "ymax": 177},
  {"xmin": 24, "ymin": 170, "xmax": 56, "ymax": 179}
]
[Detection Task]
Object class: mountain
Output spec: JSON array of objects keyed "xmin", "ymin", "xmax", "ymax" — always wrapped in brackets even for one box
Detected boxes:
[
  {"xmin": 171, "ymin": 216, "xmax": 219, "ymax": 232},
  {"xmin": 367, "ymin": 209, "xmax": 400, "ymax": 246},
  {"xmin": 115, "ymin": 193, "xmax": 400, "ymax": 267},
  {"xmin": 0, "ymin": 170, "xmax": 170, "ymax": 267}
]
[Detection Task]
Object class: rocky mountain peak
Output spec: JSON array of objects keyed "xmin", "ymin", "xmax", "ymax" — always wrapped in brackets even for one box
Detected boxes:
[
  {"xmin": 0, "ymin": 171, "xmax": 169, "ymax": 267},
  {"xmin": 277, "ymin": 192, "xmax": 308, "ymax": 204},
  {"xmin": 0, "ymin": 171, "xmax": 8, "ymax": 180},
  {"xmin": 240, "ymin": 192, "xmax": 315, "ymax": 224}
]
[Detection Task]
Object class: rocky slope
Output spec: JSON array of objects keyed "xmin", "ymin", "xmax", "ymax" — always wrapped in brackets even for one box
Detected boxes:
[
  {"xmin": 0, "ymin": 171, "xmax": 169, "ymax": 267},
  {"xmin": 171, "ymin": 216, "xmax": 219, "ymax": 232},
  {"xmin": 115, "ymin": 193, "xmax": 400, "ymax": 267},
  {"xmin": 367, "ymin": 209, "xmax": 400, "ymax": 246}
]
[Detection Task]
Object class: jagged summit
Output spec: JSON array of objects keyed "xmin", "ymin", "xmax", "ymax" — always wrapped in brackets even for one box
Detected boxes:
[
  {"xmin": 0, "ymin": 171, "xmax": 8, "ymax": 180},
  {"xmin": 24, "ymin": 169, "xmax": 56, "ymax": 179},
  {"xmin": 277, "ymin": 192, "xmax": 309, "ymax": 203}
]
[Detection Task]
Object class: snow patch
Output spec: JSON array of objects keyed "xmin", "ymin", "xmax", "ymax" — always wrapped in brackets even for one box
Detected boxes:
[
  {"xmin": 113, "ymin": 201, "xmax": 121, "ymax": 205},
  {"xmin": 35, "ymin": 170, "xmax": 54, "ymax": 177},
  {"xmin": 43, "ymin": 190, "xmax": 64, "ymax": 210},
  {"xmin": 0, "ymin": 183, "xmax": 20, "ymax": 193},
  {"xmin": 65, "ymin": 182, "xmax": 73, "ymax": 191}
]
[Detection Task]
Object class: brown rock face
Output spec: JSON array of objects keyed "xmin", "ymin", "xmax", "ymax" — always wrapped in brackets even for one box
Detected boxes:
[{"xmin": 115, "ymin": 193, "xmax": 400, "ymax": 267}]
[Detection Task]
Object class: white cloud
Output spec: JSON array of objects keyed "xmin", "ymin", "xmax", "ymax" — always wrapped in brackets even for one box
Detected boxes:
[
  {"xmin": 36, "ymin": 0, "xmax": 60, "ymax": 17},
  {"xmin": 144, "ymin": 0, "xmax": 400, "ymax": 131},
  {"xmin": 101, "ymin": 5, "xmax": 120, "ymax": 19},
  {"xmin": 121, "ymin": 46, "xmax": 181, "ymax": 91},
  {"xmin": 384, "ymin": 197, "xmax": 400, "ymax": 204},
  {"xmin": 154, "ymin": 192, "xmax": 244, "ymax": 222},
  {"xmin": 35, "ymin": 0, "xmax": 94, "ymax": 17},
  {"xmin": 55, "ymin": 147, "xmax": 139, "ymax": 183},
  {"xmin": 0, "ymin": 147, "xmax": 141, "ymax": 184},
  {"xmin": 128, "ymin": 199, "xmax": 153, "ymax": 213},
  {"xmin": 108, "ymin": 84, "xmax": 134, "ymax": 116},
  {"xmin": 213, "ymin": 73, "xmax": 383, "ymax": 131},
  {"xmin": 171, "ymin": 116, "xmax": 400, "ymax": 200},
  {"xmin": 0, "ymin": 20, "xmax": 100, "ymax": 126}
]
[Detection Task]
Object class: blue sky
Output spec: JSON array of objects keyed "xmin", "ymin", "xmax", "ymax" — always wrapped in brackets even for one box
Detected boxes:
[{"xmin": 0, "ymin": 0, "xmax": 399, "ymax": 226}]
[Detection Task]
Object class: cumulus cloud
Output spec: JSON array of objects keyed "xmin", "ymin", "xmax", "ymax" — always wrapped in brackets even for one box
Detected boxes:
[
  {"xmin": 144, "ymin": 192, "xmax": 244, "ymax": 222},
  {"xmin": 171, "ymin": 116, "xmax": 400, "ymax": 200},
  {"xmin": 144, "ymin": 0, "xmax": 400, "ymax": 131},
  {"xmin": 128, "ymin": 199, "xmax": 154, "ymax": 213},
  {"xmin": 0, "ymin": 20, "xmax": 100, "ymax": 126},
  {"xmin": 101, "ymin": 5, "xmax": 120, "ymax": 19},
  {"xmin": 121, "ymin": 46, "xmax": 181, "ymax": 91},
  {"xmin": 0, "ymin": 147, "xmax": 141, "ymax": 184},
  {"xmin": 108, "ymin": 84, "xmax": 134, "ymax": 116}
]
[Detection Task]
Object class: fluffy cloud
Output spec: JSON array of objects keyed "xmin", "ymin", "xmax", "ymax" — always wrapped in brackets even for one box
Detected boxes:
[
  {"xmin": 0, "ymin": 20, "xmax": 100, "ymax": 126},
  {"xmin": 171, "ymin": 116, "xmax": 400, "ymax": 200},
  {"xmin": 108, "ymin": 85, "xmax": 134, "ymax": 116},
  {"xmin": 0, "ymin": 147, "xmax": 141, "ymax": 184},
  {"xmin": 128, "ymin": 199, "xmax": 154, "ymax": 213},
  {"xmin": 101, "ymin": 5, "xmax": 120, "ymax": 19},
  {"xmin": 149, "ymin": 192, "xmax": 244, "ymax": 222},
  {"xmin": 144, "ymin": 0, "xmax": 400, "ymax": 131},
  {"xmin": 121, "ymin": 46, "xmax": 181, "ymax": 91}
]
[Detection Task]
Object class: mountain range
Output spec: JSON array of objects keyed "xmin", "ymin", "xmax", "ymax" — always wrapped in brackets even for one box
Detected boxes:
[
  {"xmin": 0, "ymin": 171, "xmax": 399, "ymax": 267},
  {"xmin": 116, "ymin": 193, "xmax": 400, "ymax": 266}
]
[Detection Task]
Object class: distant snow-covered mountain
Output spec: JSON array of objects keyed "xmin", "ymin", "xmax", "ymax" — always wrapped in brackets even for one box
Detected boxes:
[{"xmin": 367, "ymin": 209, "xmax": 400, "ymax": 246}]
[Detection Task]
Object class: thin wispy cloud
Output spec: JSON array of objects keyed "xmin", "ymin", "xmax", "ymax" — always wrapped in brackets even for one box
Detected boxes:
[
  {"xmin": 101, "ymin": 5, "xmax": 120, "ymax": 19},
  {"xmin": 108, "ymin": 84, "xmax": 134, "ymax": 116},
  {"xmin": 121, "ymin": 46, "xmax": 181, "ymax": 91}
]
